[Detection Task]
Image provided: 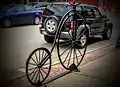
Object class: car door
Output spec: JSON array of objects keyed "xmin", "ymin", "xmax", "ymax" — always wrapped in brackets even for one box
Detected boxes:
[
  {"xmin": 11, "ymin": 6, "xmax": 26, "ymax": 24},
  {"xmin": 23, "ymin": 5, "xmax": 36, "ymax": 24},
  {"xmin": 91, "ymin": 7, "xmax": 105, "ymax": 33},
  {"xmin": 81, "ymin": 6, "xmax": 97, "ymax": 34}
]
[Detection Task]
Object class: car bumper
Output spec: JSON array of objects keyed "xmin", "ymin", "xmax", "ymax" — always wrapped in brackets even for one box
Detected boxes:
[
  {"xmin": 39, "ymin": 27, "xmax": 71, "ymax": 40},
  {"xmin": 116, "ymin": 35, "xmax": 120, "ymax": 49}
]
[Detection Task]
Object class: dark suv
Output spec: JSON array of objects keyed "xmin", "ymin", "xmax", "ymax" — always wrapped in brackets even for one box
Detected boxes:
[{"xmin": 40, "ymin": 2, "xmax": 113, "ymax": 47}]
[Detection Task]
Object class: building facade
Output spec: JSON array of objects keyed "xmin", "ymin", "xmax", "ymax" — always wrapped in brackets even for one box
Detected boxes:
[{"xmin": 27, "ymin": 0, "xmax": 113, "ymax": 11}]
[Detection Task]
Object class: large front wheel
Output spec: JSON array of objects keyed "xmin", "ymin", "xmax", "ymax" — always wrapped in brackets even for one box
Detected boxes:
[{"xmin": 57, "ymin": 12, "xmax": 88, "ymax": 70}]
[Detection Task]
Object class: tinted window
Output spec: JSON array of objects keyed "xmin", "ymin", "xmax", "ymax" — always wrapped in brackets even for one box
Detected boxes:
[
  {"xmin": 82, "ymin": 6, "xmax": 94, "ymax": 18},
  {"xmin": 36, "ymin": 3, "xmax": 48, "ymax": 8},
  {"xmin": 0, "ymin": 5, "xmax": 14, "ymax": 12},
  {"xmin": 92, "ymin": 7, "xmax": 102, "ymax": 18},
  {"xmin": 47, "ymin": 4, "xmax": 70, "ymax": 16},
  {"xmin": 76, "ymin": 6, "xmax": 82, "ymax": 11},
  {"xmin": 11, "ymin": 6, "xmax": 24, "ymax": 12},
  {"xmin": 25, "ymin": 5, "xmax": 35, "ymax": 11}
]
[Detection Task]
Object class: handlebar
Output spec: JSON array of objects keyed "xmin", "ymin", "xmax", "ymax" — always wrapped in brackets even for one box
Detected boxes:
[{"xmin": 69, "ymin": 2, "xmax": 81, "ymax": 7}]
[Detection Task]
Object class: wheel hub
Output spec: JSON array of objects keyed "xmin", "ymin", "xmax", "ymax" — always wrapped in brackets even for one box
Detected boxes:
[
  {"xmin": 80, "ymin": 35, "xmax": 86, "ymax": 46},
  {"xmin": 107, "ymin": 29, "xmax": 111, "ymax": 38},
  {"xmin": 46, "ymin": 19, "xmax": 56, "ymax": 32}
]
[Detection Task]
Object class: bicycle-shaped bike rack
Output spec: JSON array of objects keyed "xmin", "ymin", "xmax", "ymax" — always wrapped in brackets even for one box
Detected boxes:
[{"xmin": 26, "ymin": 2, "xmax": 88, "ymax": 86}]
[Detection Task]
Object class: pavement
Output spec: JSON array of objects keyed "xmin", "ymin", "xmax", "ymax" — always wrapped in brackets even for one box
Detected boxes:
[
  {"xmin": 1, "ymin": 43, "xmax": 120, "ymax": 87},
  {"xmin": 0, "ymin": 10, "xmax": 120, "ymax": 87}
]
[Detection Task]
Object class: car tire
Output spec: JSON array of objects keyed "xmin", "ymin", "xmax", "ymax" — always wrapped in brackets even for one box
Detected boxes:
[
  {"xmin": 34, "ymin": 16, "xmax": 40, "ymax": 25},
  {"xmin": 102, "ymin": 27, "xmax": 112, "ymax": 40},
  {"xmin": 44, "ymin": 35, "xmax": 54, "ymax": 43},
  {"xmin": 3, "ymin": 18, "xmax": 12, "ymax": 28},
  {"xmin": 79, "ymin": 31, "xmax": 87, "ymax": 48},
  {"xmin": 44, "ymin": 17, "xmax": 58, "ymax": 35}
]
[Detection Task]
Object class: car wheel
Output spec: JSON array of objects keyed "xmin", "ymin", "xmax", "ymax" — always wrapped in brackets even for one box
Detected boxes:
[
  {"xmin": 44, "ymin": 35, "xmax": 54, "ymax": 43},
  {"xmin": 3, "ymin": 18, "xmax": 12, "ymax": 28},
  {"xmin": 34, "ymin": 17, "xmax": 40, "ymax": 25},
  {"xmin": 102, "ymin": 27, "xmax": 112, "ymax": 40},
  {"xmin": 79, "ymin": 32, "xmax": 87, "ymax": 48},
  {"xmin": 44, "ymin": 17, "xmax": 58, "ymax": 35}
]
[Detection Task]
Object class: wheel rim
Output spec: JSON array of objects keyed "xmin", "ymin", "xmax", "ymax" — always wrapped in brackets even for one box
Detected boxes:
[
  {"xmin": 26, "ymin": 48, "xmax": 51, "ymax": 85},
  {"xmin": 80, "ymin": 34, "xmax": 87, "ymax": 47},
  {"xmin": 107, "ymin": 28, "xmax": 111, "ymax": 38},
  {"xmin": 4, "ymin": 19, "xmax": 11, "ymax": 27},
  {"xmin": 46, "ymin": 19, "xmax": 56, "ymax": 32},
  {"xmin": 35, "ymin": 17, "xmax": 40, "ymax": 24},
  {"xmin": 57, "ymin": 12, "xmax": 87, "ymax": 70}
]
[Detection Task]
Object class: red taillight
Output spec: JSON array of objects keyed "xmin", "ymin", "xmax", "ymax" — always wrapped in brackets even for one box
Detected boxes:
[
  {"xmin": 39, "ymin": 12, "xmax": 43, "ymax": 24},
  {"xmin": 70, "ymin": 21, "xmax": 78, "ymax": 30},
  {"xmin": 39, "ymin": 16, "xmax": 43, "ymax": 24}
]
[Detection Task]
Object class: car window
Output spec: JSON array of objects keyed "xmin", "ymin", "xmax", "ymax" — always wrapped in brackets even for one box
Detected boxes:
[
  {"xmin": 82, "ymin": 6, "xmax": 94, "ymax": 18},
  {"xmin": 0, "ymin": 5, "xmax": 14, "ymax": 12},
  {"xmin": 36, "ymin": 3, "xmax": 48, "ymax": 8},
  {"xmin": 92, "ymin": 7, "xmax": 102, "ymax": 18},
  {"xmin": 11, "ymin": 6, "xmax": 25, "ymax": 12},
  {"xmin": 76, "ymin": 5, "xmax": 82, "ymax": 11},
  {"xmin": 25, "ymin": 5, "xmax": 36, "ymax": 11},
  {"xmin": 48, "ymin": 4, "xmax": 69, "ymax": 16}
]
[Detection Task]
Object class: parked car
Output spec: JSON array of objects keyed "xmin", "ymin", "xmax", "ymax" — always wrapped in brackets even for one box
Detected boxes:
[
  {"xmin": 116, "ymin": 34, "xmax": 120, "ymax": 48},
  {"xmin": 0, "ymin": 4, "xmax": 43, "ymax": 28},
  {"xmin": 26, "ymin": 2, "xmax": 49, "ymax": 11},
  {"xmin": 39, "ymin": 2, "xmax": 113, "ymax": 48}
]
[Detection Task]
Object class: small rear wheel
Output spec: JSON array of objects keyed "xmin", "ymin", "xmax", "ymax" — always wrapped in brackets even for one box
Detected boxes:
[{"xmin": 26, "ymin": 47, "xmax": 51, "ymax": 86}]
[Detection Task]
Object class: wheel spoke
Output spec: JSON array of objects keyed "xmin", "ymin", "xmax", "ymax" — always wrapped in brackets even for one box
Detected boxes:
[
  {"xmin": 31, "ymin": 57, "xmax": 37, "ymax": 65},
  {"xmin": 39, "ymin": 50, "xmax": 41, "ymax": 63},
  {"xmin": 41, "ymin": 68, "xmax": 48, "ymax": 75},
  {"xmin": 42, "ymin": 50, "xmax": 45, "ymax": 60},
  {"xmin": 60, "ymin": 44, "xmax": 72, "ymax": 56},
  {"xmin": 42, "ymin": 66, "xmax": 49, "ymax": 69},
  {"xmin": 75, "ymin": 41, "xmax": 83, "ymax": 48},
  {"xmin": 62, "ymin": 45, "xmax": 73, "ymax": 64},
  {"xmin": 67, "ymin": 46, "xmax": 73, "ymax": 68},
  {"xmin": 38, "ymin": 69, "xmax": 40, "ymax": 82},
  {"xmin": 68, "ymin": 31, "xmax": 73, "ymax": 41},
  {"xmin": 34, "ymin": 69, "xmax": 39, "ymax": 83},
  {"xmin": 35, "ymin": 52, "xmax": 38, "ymax": 64},
  {"xmin": 60, "ymin": 40, "xmax": 72, "ymax": 47},
  {"xmin": 39, "ymin": 69, "xmax": 44, "ymax": 80},
  {"xmin": 77, "ymin": 48, "xmax": 83, "ymax": 56},
  {"xmin": 28, "ymin": 67, "xmax": 37, "ymax": 76},
  {"xmin": 28, "ymin": 66, "xmax": 37, "ymax": 71},
  {"xmin": 29, "ymin": 62, "xmax": 37, "ymax": 66},
  {"xmin": 31, "ymin": 69, "xmax": 38, "ymax": 81},
  {"xmin": 73, "ymin": 47, "xmax": 75, "ymax": 64},
  {"xmin": 75, "ymin": 48, "xmax": 79, "ymax": 64},
  {"xmin": 40, "ymin": 56, "xmax": 50, "ymax": 70},
  {"xmin": 76, "ymin": 29, "xmax": 86, "ymax": 40}
]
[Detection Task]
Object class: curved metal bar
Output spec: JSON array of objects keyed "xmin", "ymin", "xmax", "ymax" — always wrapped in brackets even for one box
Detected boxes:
[{"xmin": 50, "ymin": 9, "xmax": 75, "ymax": 53}]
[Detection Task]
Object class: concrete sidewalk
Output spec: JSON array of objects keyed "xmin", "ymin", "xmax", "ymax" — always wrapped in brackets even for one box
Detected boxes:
[{"xmin": 1, "ymin": 45, "xmax": 120, "ymax": 87}]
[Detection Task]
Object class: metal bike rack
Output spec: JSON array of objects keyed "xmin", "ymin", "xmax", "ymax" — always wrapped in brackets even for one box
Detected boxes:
[{"xmin": 25, "ymin": 2, "xmax": 88, "ymax": 87}]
